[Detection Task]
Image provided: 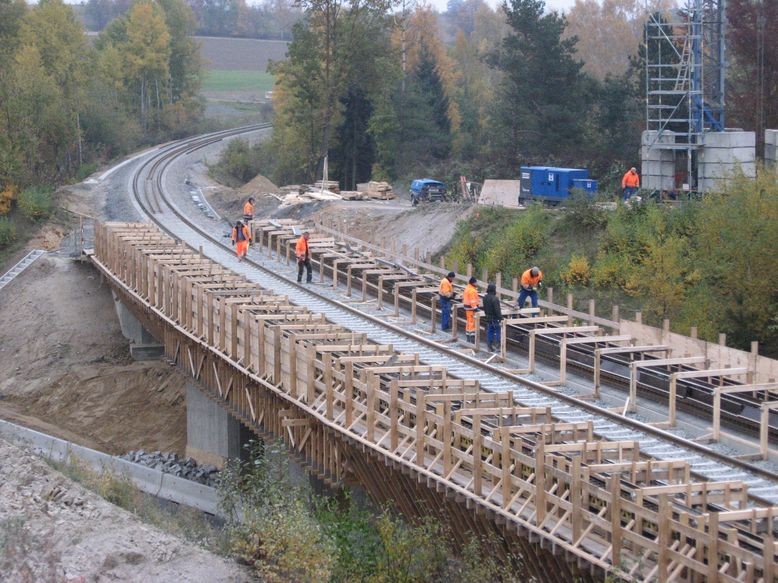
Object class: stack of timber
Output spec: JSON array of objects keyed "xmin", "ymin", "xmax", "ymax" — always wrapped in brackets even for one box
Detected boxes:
[
  {"xmin": 356, "ymin": 181, "xmax": 395, "ymax": 200},
  {"xmin": 313, "ymin": 180, "xmax": 340, "ymax": 193},
  {"xmin": 92, "ymin": 221, "xmax": 778, "ymax": 583}
]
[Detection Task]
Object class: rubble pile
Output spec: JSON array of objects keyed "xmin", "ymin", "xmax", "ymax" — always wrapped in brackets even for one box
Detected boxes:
[{"xmin": 121, "ymin": 450, "xmax": 220, "ymax": 486}]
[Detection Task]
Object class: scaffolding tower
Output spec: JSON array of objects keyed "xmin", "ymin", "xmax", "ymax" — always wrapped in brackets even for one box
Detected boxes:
[{"xmin": 644, "ymin": 0, "xmax": 726, "ymax": 190}]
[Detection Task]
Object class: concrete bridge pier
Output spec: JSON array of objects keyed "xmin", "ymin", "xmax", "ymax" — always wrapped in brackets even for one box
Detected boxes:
[
  {"xmin": 111, "ymin": 291, "xmax": 164, "ymax": 360},
  {"xmin": 186, "ymin": 381, "xmax": 241, "ymax": 469}
]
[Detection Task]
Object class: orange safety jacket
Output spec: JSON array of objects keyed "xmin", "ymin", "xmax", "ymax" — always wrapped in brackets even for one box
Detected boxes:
[
  {"xmin": 622, "ymin": 171, "xmax": 640, "ymax": 189},
  {"xmin": 243, "ymin": 201, "xmax": 255, "ymax": 217},
  {"xmin": 520, "ymin": 269, "xmax": 543, "ymax": 288},
  {"xmin": 295, "ymin": 236, "xmax": 309, "ymax": 260},
  {"xmin": 462, "ymin": 284, "xmax": 479, "ymax": 310},
  {"xmin": 439, "ymin": 277, "xmax": 453, "ymax": 298},
  {"xmin": 232, "ymin": 225, "xmax": 250, "ymax": 243}
]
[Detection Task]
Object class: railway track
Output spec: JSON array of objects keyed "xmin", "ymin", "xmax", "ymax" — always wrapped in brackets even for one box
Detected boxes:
[{"xmin": 124, "ymin": 124, "xmax": 778, "ymax": 506}]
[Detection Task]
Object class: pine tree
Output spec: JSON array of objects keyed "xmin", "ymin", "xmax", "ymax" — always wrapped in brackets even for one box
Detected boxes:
[{"xmin": 486, "ymin": 0, "xmax": 588, "ymax": 172}]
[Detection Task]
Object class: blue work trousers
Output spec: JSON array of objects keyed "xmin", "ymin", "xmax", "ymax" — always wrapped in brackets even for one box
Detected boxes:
[
  {"xmin": 487, "ymin": 320, "xmax": 501, "ymax": 345},
  {"xmin": 440, "ymin": 295, "xmax": 451, "ymax": 330},
  {"xmin": 518, "ymin": 288, "xmax": 538, "ymax": 310},
  {"xmin": 622, "ymin": 186, "xmax": 638, "ymax": 201}
]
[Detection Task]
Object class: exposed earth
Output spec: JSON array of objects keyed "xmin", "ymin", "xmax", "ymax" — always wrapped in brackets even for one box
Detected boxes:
[{"xmin": 0, "ymin": 437, "xmax": 251, "ymax": 581}]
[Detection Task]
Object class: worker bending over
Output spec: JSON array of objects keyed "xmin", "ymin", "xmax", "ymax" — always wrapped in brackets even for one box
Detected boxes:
[
  {"xmin": 231, "ymin": 220, "xmax": 250, "ymax": 261},
  {"xmin": 295, "ymin": 231, "xmax": 312, "ymax": 283},
  {"xmin": 463, "ymin": 277, "xmax": 479, "ymax": 344},
  {"xmin": 621, "ymin": 167, "xmax": 640, "ymax": 201},
  {"xmin": 438, "ymin": 271, "xmax": 456, "ymax": 331},
  {"xmin": 518, "ymin": 266, "xmax": 543, "ymax": 310},
  {"xmin": 482, "ymin": 283, "xmax": 502, "ymax": 352}
]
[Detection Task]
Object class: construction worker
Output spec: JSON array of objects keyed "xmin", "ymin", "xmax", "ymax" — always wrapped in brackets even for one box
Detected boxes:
[
  {"xmin": 482, "ymin": 283, "xmax": 502, "ymax": 352},
  {"xmin": 243, "ymin": 197, "xmax": 255, "ymax": 222},
  {"xmin": 518, "ymin": 266, "xmax": 543, "ymax": 310},
  {"xmin": 438, "ymin": 271, "xmax": 456, "ymax": 331},
  {"xmin": 621, "ymin": 167, "xmax": 640, "ymax": 200},
  {"xmin": 242, "ymin": 197, "xmax": 255, "ymax": 242},
  {"xmin": 295, "ymin": 231, "xmax": 312, "ymax": 283},
  {"xmin": 231, "ymin": 220, "xmax": 250, "ymax": 262},
  {"xmin": 463, "ymin": 276, "xmax": 479, "ymax": 344}
]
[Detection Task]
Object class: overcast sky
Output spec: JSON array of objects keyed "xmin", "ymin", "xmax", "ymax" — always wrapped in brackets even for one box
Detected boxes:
[{"xmin": 425, "ymin": 0, "xmax": 577, "ymax": 14}]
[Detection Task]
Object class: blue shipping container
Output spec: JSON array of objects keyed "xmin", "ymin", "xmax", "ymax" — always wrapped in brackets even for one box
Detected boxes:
[
  {"xmin": 520, "ymin": 166, "xmax": 594, "ymax": 202},
  {"xmin": 571, "ymin": 178, "xmax": 598, "ymax": 194}
]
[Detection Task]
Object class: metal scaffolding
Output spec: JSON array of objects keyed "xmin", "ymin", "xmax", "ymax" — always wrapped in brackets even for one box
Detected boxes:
[{"xmin": 644, "ymin": 0, "xmax": 726, "ymax": 189}]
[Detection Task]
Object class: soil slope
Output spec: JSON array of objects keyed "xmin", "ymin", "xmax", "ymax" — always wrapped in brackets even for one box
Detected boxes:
[{"xmin": 0, "ymin": 254, "xmax": 187, "ymax": 455}]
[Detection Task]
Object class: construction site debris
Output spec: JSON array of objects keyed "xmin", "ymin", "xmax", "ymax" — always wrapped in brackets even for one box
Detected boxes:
[
  {"xmin": 357, "ymin": 181, "xmax": 395, "ymax": 200},
  {"xmin": 121, "ymin": 450, "xmax": 220, "ymax": 486}
]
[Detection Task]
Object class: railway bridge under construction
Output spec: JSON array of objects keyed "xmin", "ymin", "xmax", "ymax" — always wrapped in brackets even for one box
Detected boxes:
[
  {"xmin": 91, "ymin": 220, "xmax": 778, "ymax": 583},
  {"xmin": 77, "ymin": 126, "xmax": 778, "ymax": 582}
]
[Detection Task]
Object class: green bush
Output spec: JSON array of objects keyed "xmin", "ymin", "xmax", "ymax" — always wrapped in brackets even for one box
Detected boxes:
[
  {"xmin": 18, "ymin": 186, "xmax": 54, "ymax": 221},
  {"xmin": 0, "ymin": 218, "xmax": 15, "ymax": 247}
]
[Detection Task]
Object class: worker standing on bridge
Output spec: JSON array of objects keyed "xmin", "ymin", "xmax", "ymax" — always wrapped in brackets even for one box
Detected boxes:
[
  {"xmin": 242, "ymin": 197, "xmax": 255, "ymax": 241},
  {"xmin": 621, "ymin": 167, "xmax": 640, "ymax": 201},
  {"xmin": 463, "ymin": 276, "xmax": 479, "ymax": 344},
  {"xmin": 483, "ymin": 283, "xmax": 502, "ymax": 352},
  {"xmin": 439, "ymin": 271, "xmax": 456, "ymax": 331},
  {"xmin": 518, "ymin": 266, "xmax": 543, "ymax": 310},
  {"xmin": 231, "ymin": 220, "xmax": 250, "ymax": 262},
  {"xmin": 243, "ymin": 197, "xmax": 255, "ymax": 222},
  {"xmin": 296, "ymin": 231, "xmax": 312, "ymax": 283}
]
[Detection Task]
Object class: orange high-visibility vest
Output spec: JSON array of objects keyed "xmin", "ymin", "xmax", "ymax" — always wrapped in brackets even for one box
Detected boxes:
[
  {"xmin": 463, "ymin": 284, "xmax": 479, "ymax": 309},
  {"xmin": 622, "ymin": 170, "xmax": 640, "ymax": 188},
  {"xmin": 295, "ymin": 236, "xmax": 309, "ymax": 259},
  {"xmin": 521, "ymin": 269, "xmax": 543, "ymax": 288},
  {"xmin": 439, "ymin": 277, "xmax": 453, "ymax": 298}
]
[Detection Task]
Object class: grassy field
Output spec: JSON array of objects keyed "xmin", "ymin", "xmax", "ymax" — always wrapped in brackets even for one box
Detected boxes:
[{"xmin": 202, "ymin": 70, "xmax": 275, "ymax": 93}]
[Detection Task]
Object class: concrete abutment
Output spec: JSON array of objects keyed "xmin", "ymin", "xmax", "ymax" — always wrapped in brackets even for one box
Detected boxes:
[{"xmin": 111, "ymin": 291, "xmax": 164, "ymax": 360}]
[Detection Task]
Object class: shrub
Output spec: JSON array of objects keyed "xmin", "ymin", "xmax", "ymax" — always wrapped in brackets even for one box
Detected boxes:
[
  {"xmin": 560, "ymin": 254, "xmax": 591, "ymax": 287},
  {"xmin": 0, "ymin": 218, "xmax": 15, "ymax": 247},
  {"xmin": 18, "ymin": 186, "xmax": 54, "ymax": 221},
  {"xmin": 561, "ymin": 190, "xmax": 608, "ymax": 231},
  {"xmin": 0, "ymin": 184, "xmax": 17, "ymax": 215}
]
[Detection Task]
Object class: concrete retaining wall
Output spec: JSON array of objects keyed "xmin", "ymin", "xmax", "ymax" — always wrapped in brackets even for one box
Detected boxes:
[
  {"xmin": 766, "ymin": 130, "xmax": 778, "ymax": 169},
  {"xmin": 641, "ymin": 131, "xmax": 675, "ymax": 190},
  {"xmin": 0, "ymin": 418, "xmax": 223, "ymax": 516}
]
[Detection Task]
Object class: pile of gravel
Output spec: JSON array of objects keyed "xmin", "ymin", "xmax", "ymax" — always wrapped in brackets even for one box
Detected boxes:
[{"xmin": 121, "ymin": 450, "xmax": 220, "ymax": 487}]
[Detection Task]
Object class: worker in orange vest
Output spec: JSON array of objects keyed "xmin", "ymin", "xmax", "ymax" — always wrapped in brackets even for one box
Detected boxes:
[
  {"xmin": 518, "ymin": 266, "xmax": 543, "ymax": 310},
  {"xmin": 462, "ymin": 276, "xmax": 480, "ymax": 344},
  {"xmin": 242, "ymin": 197, "xmax": 255, "ymax": 241},
  {"xmin": 295, "ymin": 231, "xmax": 312, "ymax": 283},
  {"xmin": 438, "ymin": 271, "xmax": 456, "ymax": 331},
  {"xmin": 621, "ymin": 167, "xmax": 640, "ymax": 201},
  {"xmin": 231, "ymin": 220, "xmax": 250, "ymax": 261},
  {"xmin": 243, "ymin": 197, "xmax": 255, "ymax": 222}
]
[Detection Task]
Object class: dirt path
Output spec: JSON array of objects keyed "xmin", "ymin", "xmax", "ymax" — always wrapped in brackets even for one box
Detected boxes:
[
  {"xmin": 197, "ymin": 170, "xmax": 476, "ymax": 259},
  {"xmin": 0, "ymin": 437, "xmax": 252, "ymax": 582}
]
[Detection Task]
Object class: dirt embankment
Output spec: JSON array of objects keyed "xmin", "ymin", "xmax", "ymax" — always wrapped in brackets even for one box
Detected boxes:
[
  {"xmin": 0, "ymin": 254, "xmax": 187, "ymax": 456},
  {"xmin": 201, "ymin": 171, "xmax": 475, "ymax": 258},
  {"xmin": 0, "ymin": 437, "xmax": 250, "ymax": 581}
]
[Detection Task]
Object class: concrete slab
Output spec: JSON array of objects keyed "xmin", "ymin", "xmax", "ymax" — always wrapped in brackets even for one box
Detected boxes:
[
  {"xmin": 478, "ymin": 180, "xmax": 520, "ymax": 208},
  {"xmin": 699, "ymin": 146, "xmax": 756, "ymax": 165},
  {"xmin": 703, "ymin": 131, "xmax": 755, "ymax": 148}
]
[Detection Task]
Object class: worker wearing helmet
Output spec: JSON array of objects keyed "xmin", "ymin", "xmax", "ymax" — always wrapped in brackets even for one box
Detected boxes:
[
  {"xmin": 439, "ymin": 272, "xmax": 456, "ymax": 331},
  {"xmin": 462, "ymin": 277, "xmax": 480, "ymax": 344},
  {"xmin": 231, "ymin": 220, "xmax": 250, "ymax": 261},
  {"xmin": 621, "ymin": 167, "xmax": 640, "ymax": 201},
  {"xmin": 518, "ymin": 267, "xmax": 543, "ymax": 310}
]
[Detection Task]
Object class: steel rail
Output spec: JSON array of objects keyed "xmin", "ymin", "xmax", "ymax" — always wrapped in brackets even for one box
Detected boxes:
[{"xmin": 124, "ymin": 125, "xmax": 778, "ymax": 504}]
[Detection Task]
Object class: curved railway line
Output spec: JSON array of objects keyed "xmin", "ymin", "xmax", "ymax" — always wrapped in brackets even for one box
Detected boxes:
[{"xmin": 97, "ymin": 124, "xmax": 778, "ymax": 581}]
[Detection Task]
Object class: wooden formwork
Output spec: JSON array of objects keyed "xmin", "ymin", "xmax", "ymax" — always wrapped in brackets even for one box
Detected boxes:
[{"xmin": 93, "ymin": 222, "xmax": 778, "ymax": 583}]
